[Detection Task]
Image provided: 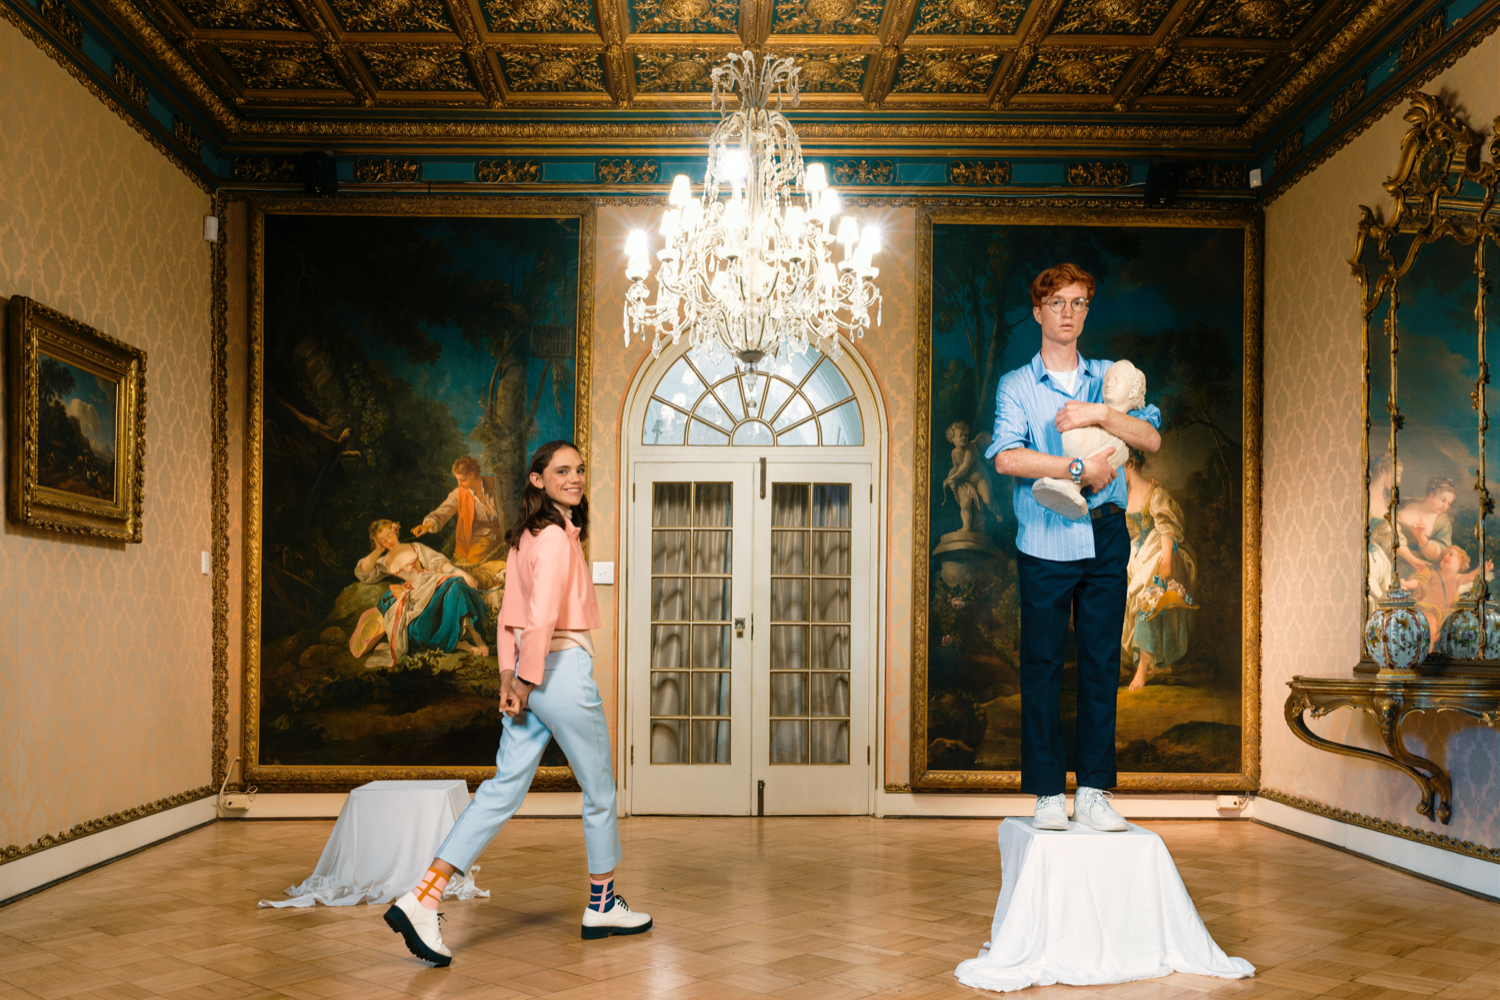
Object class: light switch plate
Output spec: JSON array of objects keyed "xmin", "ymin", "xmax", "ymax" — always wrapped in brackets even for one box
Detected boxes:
[
  {"xmin": 201, "ymin": 551, "xmax": 211, "ymax": 575},
  {"xmin": 592, "ymin": 561, "xmax": 615, "ymax": 585}
]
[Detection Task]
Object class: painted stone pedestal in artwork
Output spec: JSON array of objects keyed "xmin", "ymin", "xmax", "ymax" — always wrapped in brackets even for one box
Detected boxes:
[{"xmin": 933, "ymin": 529, "xmax": 1001, "ymax": 587}]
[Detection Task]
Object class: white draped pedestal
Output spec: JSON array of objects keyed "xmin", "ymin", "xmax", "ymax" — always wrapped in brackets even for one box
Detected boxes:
[
  {"xmin": 955, "ymin": 818, "xmax": 1254, "ymax": 993},
  {"xmin": 258, "ymin": 779, "xmax": 488, "ymax": 908}
]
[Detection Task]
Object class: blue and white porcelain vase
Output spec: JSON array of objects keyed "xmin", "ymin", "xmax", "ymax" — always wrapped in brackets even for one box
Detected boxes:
[
  {"xmin": 1364, "ymin": 587, "xmax": 1430, "ymax": 674},
  {"xmin": 1437, "ymin": 595, "xmax": 1500, "ymax": 659}
]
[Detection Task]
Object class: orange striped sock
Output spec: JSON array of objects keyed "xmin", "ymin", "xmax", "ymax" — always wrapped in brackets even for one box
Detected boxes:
[{"xmin": 414, "ymin": 868, "xmax": 448, "ymax": 911}]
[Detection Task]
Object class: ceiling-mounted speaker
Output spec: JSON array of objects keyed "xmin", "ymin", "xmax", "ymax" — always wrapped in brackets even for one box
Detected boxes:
[
  {"xmin": 300, "ymin": 151, "xmax": 338, "ymax": 196},
  {"xmin": 1144, "ymin": 161, "xmax": 1183, "ymax": 207}
]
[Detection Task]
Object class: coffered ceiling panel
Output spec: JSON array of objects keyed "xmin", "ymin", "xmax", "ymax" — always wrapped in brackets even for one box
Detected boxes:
[{"xmin": 93, "ymin": 0, "xmax": 1436, "ymax": 153}]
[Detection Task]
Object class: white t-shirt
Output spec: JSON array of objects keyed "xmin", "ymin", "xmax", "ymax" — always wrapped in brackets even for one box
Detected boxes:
[{"xmin": 1045, "ymin": 365, "xmax": 1079, "ymax": 396}]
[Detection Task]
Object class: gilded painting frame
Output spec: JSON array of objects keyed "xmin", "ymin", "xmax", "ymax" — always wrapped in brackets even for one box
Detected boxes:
[
  {"xmin": 911, "ymin": 201, "xmax": 1263, "ymax": 793},
  {"xmin": 5, "ymin": 295, "xmax": 146, "ymax": 542},
  {"xmin": 242, "ymin": 195, "xmax": 595, "ymax": 791}
]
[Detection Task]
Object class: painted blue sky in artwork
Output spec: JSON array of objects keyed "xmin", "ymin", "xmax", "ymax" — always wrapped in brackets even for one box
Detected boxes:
[{"xmin": 43, "ymin": 353, "xmax": 117, "ymax": 457}]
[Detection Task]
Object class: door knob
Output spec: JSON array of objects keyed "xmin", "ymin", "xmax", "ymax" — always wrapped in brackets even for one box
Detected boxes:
[{"xmin": 734, "ymin": 617, "xmax": 746, "ymax": 637}]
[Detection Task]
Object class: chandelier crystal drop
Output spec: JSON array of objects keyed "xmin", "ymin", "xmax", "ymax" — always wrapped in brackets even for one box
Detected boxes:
[{"xmin": 622, "ymin": 50, "xmax": 882, "ymax": 394}]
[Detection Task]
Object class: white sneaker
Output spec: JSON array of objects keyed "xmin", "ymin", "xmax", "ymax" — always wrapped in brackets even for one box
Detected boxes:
[
  {"xmin": 1073, "ymin": 786, "xmax": 1128, "ymax": 831},
  {"xmin": 581, "ymin": 895, "xmax": 653, "ymax": 940},
  {"xmin": 1033, "ymin": 793, "xmax": 1069, "ymax": 831},
  {"xmin": 385, "ymin": 891, "xmax": 452, "ymax": 966}
]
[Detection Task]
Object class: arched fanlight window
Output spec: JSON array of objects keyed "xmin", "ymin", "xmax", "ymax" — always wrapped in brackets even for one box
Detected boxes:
[{"xmin": 642, "ymin": 344, "xmax": 864, "ymax": 447}]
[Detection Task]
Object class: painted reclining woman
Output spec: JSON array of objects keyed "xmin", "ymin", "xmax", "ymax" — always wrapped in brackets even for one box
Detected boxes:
[{"xmin": 349, "ymin": 518, "xmax": 491, "ymax": 662}]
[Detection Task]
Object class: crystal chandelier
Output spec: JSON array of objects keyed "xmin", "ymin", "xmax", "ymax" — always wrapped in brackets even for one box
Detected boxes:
[{"xmin": 622, "ymin": 50, "xmax": 882, "ymax": 403}]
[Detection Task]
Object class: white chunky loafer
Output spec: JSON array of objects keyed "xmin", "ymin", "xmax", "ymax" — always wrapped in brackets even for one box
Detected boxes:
[
  {"xmin": 385, "ymin": 891, "xmax": 452, "ymax": 966},
  {"xmin": 581, "ymin": 895, "xmax": 653, "ymax": 940}
]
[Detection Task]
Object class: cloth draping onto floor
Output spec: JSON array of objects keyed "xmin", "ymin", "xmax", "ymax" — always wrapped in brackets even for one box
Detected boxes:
[
  {"xmin": 955, "ymin": 817, "xmax": 1254, "ymax": 992},
  {"xmin": 257, "ymin": 780, "xmax": 488, "ymax": 908}
]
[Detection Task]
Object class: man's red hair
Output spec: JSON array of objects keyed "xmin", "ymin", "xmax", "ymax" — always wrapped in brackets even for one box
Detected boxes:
[{"xmin": 1030, "ymin": 263, "xmax": 1097, "ymax": 308}]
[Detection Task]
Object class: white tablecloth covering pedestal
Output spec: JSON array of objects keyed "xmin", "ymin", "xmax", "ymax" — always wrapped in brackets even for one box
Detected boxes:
[
  {"xmin": 258, "ymin": 779, "xmax": 488, "ymax": 908},
  {"xmin": 955, "ymin": 818, "xmax": 1254, "ymax": 993}
]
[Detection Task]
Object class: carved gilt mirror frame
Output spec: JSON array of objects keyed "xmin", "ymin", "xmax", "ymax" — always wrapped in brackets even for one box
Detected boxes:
[{"xmin": 1357, "ymin": 93, "xmax": 1500, "ymax": 667}]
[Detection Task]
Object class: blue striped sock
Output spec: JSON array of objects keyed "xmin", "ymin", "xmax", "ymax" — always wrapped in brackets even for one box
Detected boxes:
[{"xmin": 589, "ymin": 876, "xmax": 613, "ymax": 912}]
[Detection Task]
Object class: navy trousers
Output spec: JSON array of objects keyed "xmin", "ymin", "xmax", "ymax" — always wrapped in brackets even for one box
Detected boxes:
[{"xmin": 1015, "ymin": 508, "xmax": 1129, "ymax": 795}]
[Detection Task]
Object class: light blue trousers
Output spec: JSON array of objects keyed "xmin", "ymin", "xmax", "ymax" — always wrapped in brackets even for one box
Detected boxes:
[{"xmin": 435, "ymin": 647, "xmax": 622, "ymax": 874}]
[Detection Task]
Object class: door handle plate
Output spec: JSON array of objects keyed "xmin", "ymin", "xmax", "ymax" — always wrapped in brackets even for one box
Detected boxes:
[{"xmin": 734, "ymin": 617, "xmax": 746, "ymax": 637}]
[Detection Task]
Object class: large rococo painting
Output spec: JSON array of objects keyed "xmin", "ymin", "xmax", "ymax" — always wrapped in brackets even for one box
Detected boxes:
[
  {"xmin": 243, "ymin": 196, "xmax": 594, "ymax": 789},
  {"xmin": 912, "ymin": 204, "xmax": 1262, "ymax": 792}
]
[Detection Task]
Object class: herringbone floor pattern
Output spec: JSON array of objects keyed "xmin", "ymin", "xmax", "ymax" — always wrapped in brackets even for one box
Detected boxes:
[{"xmin": 0, "ymin": 818, "xmax": 1494, "ymax": 1000}]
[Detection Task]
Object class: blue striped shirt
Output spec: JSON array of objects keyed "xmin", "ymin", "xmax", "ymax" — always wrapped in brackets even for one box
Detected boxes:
[{"xmin": 984, "ymin": 353, "xmax": 1161, "ymax": 561}]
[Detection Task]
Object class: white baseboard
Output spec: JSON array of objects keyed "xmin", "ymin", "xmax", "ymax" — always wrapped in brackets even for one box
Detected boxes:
[
  {"xmin": 1252, "ymin": 796, "xmax": 1500, "ymax": 899},
  {"xmin": 876, "ymin": 791, "xmax": 1245, "ymax": 819},
  {"xmin": 237, "ymin": 791, "xmax": 585, "ymax": 819},
  {"xmin": 0, "ymin": 796, "xmax": 218, "ymax": 904}
]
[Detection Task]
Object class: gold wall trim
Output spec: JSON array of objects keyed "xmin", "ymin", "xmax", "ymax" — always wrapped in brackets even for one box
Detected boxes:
[
  {"xmin": 1257, "ymin": 788, "xmax": 1500, "ymax": 863},
  {"xmin": 242, "ymin": 195, "xmax": 595, "ymax": 792},
  {"xmin": 211, "ymin": 193, "xmax": 231, "ymax": 790},
  {"xmin": 1261, "ymin": 1, "xmax": 1500, "ymax": 207},
  {"xmin": 910, "ymin": 201, "xmax": 1264, "ymax": 793},
  {"xmin": 0, "ymin": 786, "xmax": 215, "ymax": 867},
  {"xmin": 0, "ymin": 2, "xmax": 210, "ymax": 194}
]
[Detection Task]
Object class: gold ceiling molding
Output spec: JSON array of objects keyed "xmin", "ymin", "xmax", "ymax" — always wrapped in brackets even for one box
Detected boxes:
[
  {"xmin": 909, "ymin": 0, "xmax": 1027, "ymax": 34},
  {"xmin": 353, "ymin": 157, "xmax": 421, "ymax": 181},
  {"xmin": 173, "ymin": 116, "xmax": 203, "ymax": 156},
  {"xmin": 1067, "ymin": 159, "xmax": 1130, "ymax": 185},
  {"xmin": 37, "ymin": 0, "xmax": 80, "ymax": 46},
  {"xmin": 1398, "ymin": 8, "xmax": 1446, "ymax": 68},
  {"xmin": 832, "ymin": 157, "xmax": 895, "ymax": 183},
  {"xmin": 948, "ymin": 159, "xmax": 1011, "ymax": 185},
  {"xmin": 1328, "ymin": 72, "xmax": 1366, "ymax": 123},
  {"xmin": 113, "ymin": 58, "xmax": 149, "ymax": 109},
  {"xmin": 1272, "ymin": 126, "xmax": 1302, "ymax": 169},
  {"xmin": 1051, "ymin": 0, "xmax": 1173, "ymax": 35},
  {"xmin": 597, "ymin": 156, "xmax": 659, "ymax": 182},
  {"xmin": 232, "ymin": 155, "xmax": 300, "ymax": 181},
  {"xmin": 0, "ymin": 786, "xmax": 215, "ymax": 867},
  {"xmin": 1018, "ymin": 48, "xmax": 1135, "ymax": 95},
  {"xmin": 476, "ymin": 157, "xmax": 541, "ymax": 181},
  {"xmin": 1257, "ymin": 789, "xmax": 1500, "ymax": 864},
  {"xmin": 1192, "ymin": 0, "xmax": 1318, "ymax": 39}
]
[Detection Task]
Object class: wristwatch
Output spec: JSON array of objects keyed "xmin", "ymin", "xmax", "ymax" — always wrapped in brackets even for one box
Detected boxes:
[{"xmin": 1068, "ymin": 458, "xmax": 1085, "ymax": 486}]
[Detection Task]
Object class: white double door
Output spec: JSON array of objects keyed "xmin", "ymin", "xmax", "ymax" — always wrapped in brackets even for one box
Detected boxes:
[{"xmin": 627, "ymin": 459, "xmax": 874, "ymax": 815}]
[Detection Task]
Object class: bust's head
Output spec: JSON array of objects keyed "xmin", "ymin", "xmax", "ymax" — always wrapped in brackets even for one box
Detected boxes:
[
  {"xmin": 946, "ymin": 421, "xmax": 971, "ymax": 446},
  {"xmin": 1102, "ymin": 360, "xmax": 1146, "ymax": 411}
]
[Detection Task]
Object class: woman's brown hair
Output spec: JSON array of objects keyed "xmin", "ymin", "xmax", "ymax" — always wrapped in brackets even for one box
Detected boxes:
[{"xmin": 504, "ymin": 440, "xmax": 589, "ymax": 551}]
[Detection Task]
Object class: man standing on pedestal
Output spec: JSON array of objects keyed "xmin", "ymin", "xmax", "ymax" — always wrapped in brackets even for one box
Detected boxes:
[{"xmin": 985, "ymin": 263, "xmax": 1161, "ymax": 832}]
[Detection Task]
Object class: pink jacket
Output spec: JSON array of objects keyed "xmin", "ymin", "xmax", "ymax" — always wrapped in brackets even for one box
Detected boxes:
[{"xmin": 496, "ymin": 520, "xmax": 600, "ymax": 684}]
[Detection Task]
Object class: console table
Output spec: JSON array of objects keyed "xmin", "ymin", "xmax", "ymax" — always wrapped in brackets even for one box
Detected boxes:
[{"xmin": 1284, "ymin": 674, "xmax": 1500, "ymax": 825}]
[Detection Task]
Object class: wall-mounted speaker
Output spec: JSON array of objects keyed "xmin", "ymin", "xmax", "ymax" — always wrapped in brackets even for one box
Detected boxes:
[
  {"xmin": 1144, "ymin": 162, "xmax": 1183, "ymax": 208},
  {"xmin": 300, "ymin": 151, "xmax": 338, "ymax": 196}
]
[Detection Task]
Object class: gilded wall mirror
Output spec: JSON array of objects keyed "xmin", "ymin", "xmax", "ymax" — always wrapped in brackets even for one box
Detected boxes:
[{"xmin": 1358, "ymin": 93, "xmax": 1500, "ymax": 667}]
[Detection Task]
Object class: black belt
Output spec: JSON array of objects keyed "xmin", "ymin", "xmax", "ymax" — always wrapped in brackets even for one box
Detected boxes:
[{"xmin": 1090, "ymin": 502, "xmax": 1123, "ymax": 521}]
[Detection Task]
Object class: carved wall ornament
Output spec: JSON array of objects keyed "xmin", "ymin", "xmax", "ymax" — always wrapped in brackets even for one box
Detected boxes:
[
  {"xmin": 1328, "ymin": 73, "xmax": 1366, "ymax": 123},
  {"xmin": 771, "ymin": 0, "xmax": 885, "ymax": 34},
  {"xmin": 1181, "ymin": 162, "xmax": 1249, "ymax": 188},
  {"xmin": 172, "ymin": 116, "xmax": 203, "ymax": 156},
  {"xmin": 481, "ymin": 0, "xmax": 596, "ymax": 32},
  {"xmin": 233, "ymin": 155, "xmax": 301, "ymax": 181},
  {"xmin": 113, "ymin": 57, "xmax": 149, "ymax": 109},
  {"xmin": 360, "ymin": 48, "xmax": 477, "ymax": 90},
  {"xmin": 832, "ymin": 158, "xmax": 895, "ymax": 184},
  {"xmin": 329, "ymin": 0, "xmax": 454, "ymax": 32},
  {"xmin": 1019, "ymin": 50, "xmax": 1135, "ymax": 95},
  {"xmin": 948, "ymin": 159, "xmax": 1011, "ymax": 185},
  {"xmin": 499, "ymin": 49, "xmax": 607, "ymax": 92},
  {"xmin": 908, "ymin": 0, "xmax": 1027, "ymax": 34},
  {"xmin": 1399, "ymin": 9, "xmax": 1446, "ymax": 68},
  {"xmin": 1050, "ymin": 0, "xmax": 1173, "ymax": 35},
  {"xmin": 598, "ymin": 157, "xmax": 660, "ymax": 183},
  {"xmin": 1272, "ymin": 126, "xmax": 1303, "ymax": 169},
  {"xmin": 628, "ymin": 0, "xmax": 739, "ymax": 33},
  {"xmin": 892, "ymin": 51, "xmax": 1001, "ymax": 94},
  {"xmin": 476, "ymin": 158, "xmax": 541, "ymax": 182},
  {"xmin": 790, "ymin": 53, "xmax": 868, "ymax": 93},
  {"xmin": 633, "ymin": 52, "xmax": 723, "ymax": 92},
  {"xmin": 1145, "ymin": 51, "xmax": 1271, "ymax": 98},
  {"xmin": 175, "ymin": 0, "xmax": 304, "ymax": 31},
  {"xmin": 1, "ymin": 786, "xmax": 214, "ymax": 866},
  {"xmin": 219, "ymin": 44, "xmax": 346, "ymax": 90},
  {"xmin": 38, "ymin": 0, "xmax": 82, "ymax": 47},
  {"xmin": 1067, "ymin": 160, "xmax": 1130, "ymax": 186},
  {"xmin": 1191, "ymin": 0, "xmax": 1318, "ymax": 39},
  {"xmin": 353, "ymin": 157, "xmax": 421, "ymax": 182}
]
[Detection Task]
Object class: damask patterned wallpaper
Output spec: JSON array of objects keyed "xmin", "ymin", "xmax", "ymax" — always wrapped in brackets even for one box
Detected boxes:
[
  {"xmin": 1261, "ymin": 31, "xmax": 1500, "ymax": 847},
  {"xmin": 0, "ymin": 20, "xmax": 214, "ymax": 851}
]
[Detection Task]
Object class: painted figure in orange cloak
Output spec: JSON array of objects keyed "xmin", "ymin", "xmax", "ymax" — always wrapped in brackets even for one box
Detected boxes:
[{"xmin": 412, "ymin": 455, "xmax": 507, "ymax": 605}]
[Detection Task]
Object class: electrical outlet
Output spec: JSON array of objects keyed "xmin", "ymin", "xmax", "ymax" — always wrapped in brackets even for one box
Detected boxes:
[
  {"xmin": 222, "ymin": 794, "xmax": 253, "ymax": 811},
  {"xmin": 201, "ymin": 551, "xmax": 211, "ymax": 575},
  {"xmin": 1216, "ymin": 794, "xmax": 1247, "ymax": 811}
]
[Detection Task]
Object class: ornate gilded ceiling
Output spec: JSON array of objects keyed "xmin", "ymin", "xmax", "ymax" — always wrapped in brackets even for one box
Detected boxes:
[{"xmin": 117, "ymin": 0, "xmax": 1371, "ymax": 122}]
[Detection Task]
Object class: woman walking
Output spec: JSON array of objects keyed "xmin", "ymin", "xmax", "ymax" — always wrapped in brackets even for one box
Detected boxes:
[{"xmin": 385, "ymin": 441, "xmax": 651, "ymax": 966}]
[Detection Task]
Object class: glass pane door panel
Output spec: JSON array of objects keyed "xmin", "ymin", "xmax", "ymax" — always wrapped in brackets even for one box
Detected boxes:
[
  {"xmin": 653, "ymin": 531, "xmax": 690, "ymax": 573},
  {"xmin": 693, "ymin": 531, "xmax": 732, "ymax": 573}
]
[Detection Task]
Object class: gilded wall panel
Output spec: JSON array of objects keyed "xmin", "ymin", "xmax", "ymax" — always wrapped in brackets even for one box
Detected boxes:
[
  {"xmin": 1261, "ymin": 30, "xmax": 1500, "ymax": 847},
  {"xmin": 0, "ymin": 18, "xmax": 213, "ymax": 852}
]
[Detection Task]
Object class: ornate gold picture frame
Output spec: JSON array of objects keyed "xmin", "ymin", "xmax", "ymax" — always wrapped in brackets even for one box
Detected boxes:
[
  {"xmin": 6, "ymin": 296, "xmax": 146, "ymax": 542},
  {"xmin": 243, "ymin": 195, "xmax": 595, "ymax": 791},
  {"xmin": 912, "ymin": 201, "xmax": 1262, "ymax": 793}
]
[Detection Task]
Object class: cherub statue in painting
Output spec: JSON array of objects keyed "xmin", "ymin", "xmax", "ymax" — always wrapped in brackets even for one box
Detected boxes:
[{"xmin": 943, "ymin": 421, "xmax": 1001, "ymax": 533}]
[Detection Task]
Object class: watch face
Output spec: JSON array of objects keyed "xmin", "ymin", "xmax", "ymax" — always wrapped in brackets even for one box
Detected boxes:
[{"xmin": 1069, "ymin": 458, "xmax": 1084, "ymax": 477}]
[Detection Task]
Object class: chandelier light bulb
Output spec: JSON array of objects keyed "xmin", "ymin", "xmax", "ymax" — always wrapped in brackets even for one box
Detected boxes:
[
  {"xmin": 669, "ymin": 174, "xmax": 691, "ymax": 206},
  {"xmin": 836, "ymin": 216, "xmax": 860, "ymax": 254},
  {"xmin": 859, "ymin": 226, "xmax": 881, "ymax": 257},
  {"xmin": 626, "ymin": 230, "xmax": 648, "ymax": 258},
  {"xmin": 722, "ymin": 148, "xmax": 747, "ymax": 180},
  {"xmin": 661, "ymin": 209, "xmax": 681, "ymax": 239},
  {"xmin": 683, "ymin": 199, "xmax": 704, "ymax": 230},
  {"xmin": 804, "ymin": 163, "xmax": 828, "ymax": 193},
  {"xmin": 820, "ymin": 188, "xmax": 842, "ymax": 223}
]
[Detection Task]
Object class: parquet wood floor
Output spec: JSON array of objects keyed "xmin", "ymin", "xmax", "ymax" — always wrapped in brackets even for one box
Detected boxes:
[{"xmin": 0, "ymin": 818, "xmax": 1494, "ymax": 1000}]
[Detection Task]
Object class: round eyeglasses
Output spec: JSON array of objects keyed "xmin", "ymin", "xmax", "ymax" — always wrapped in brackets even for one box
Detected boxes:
[{"xmin": 1045, "ymin": 296, "xmax": 1091, "ymax": 314}]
